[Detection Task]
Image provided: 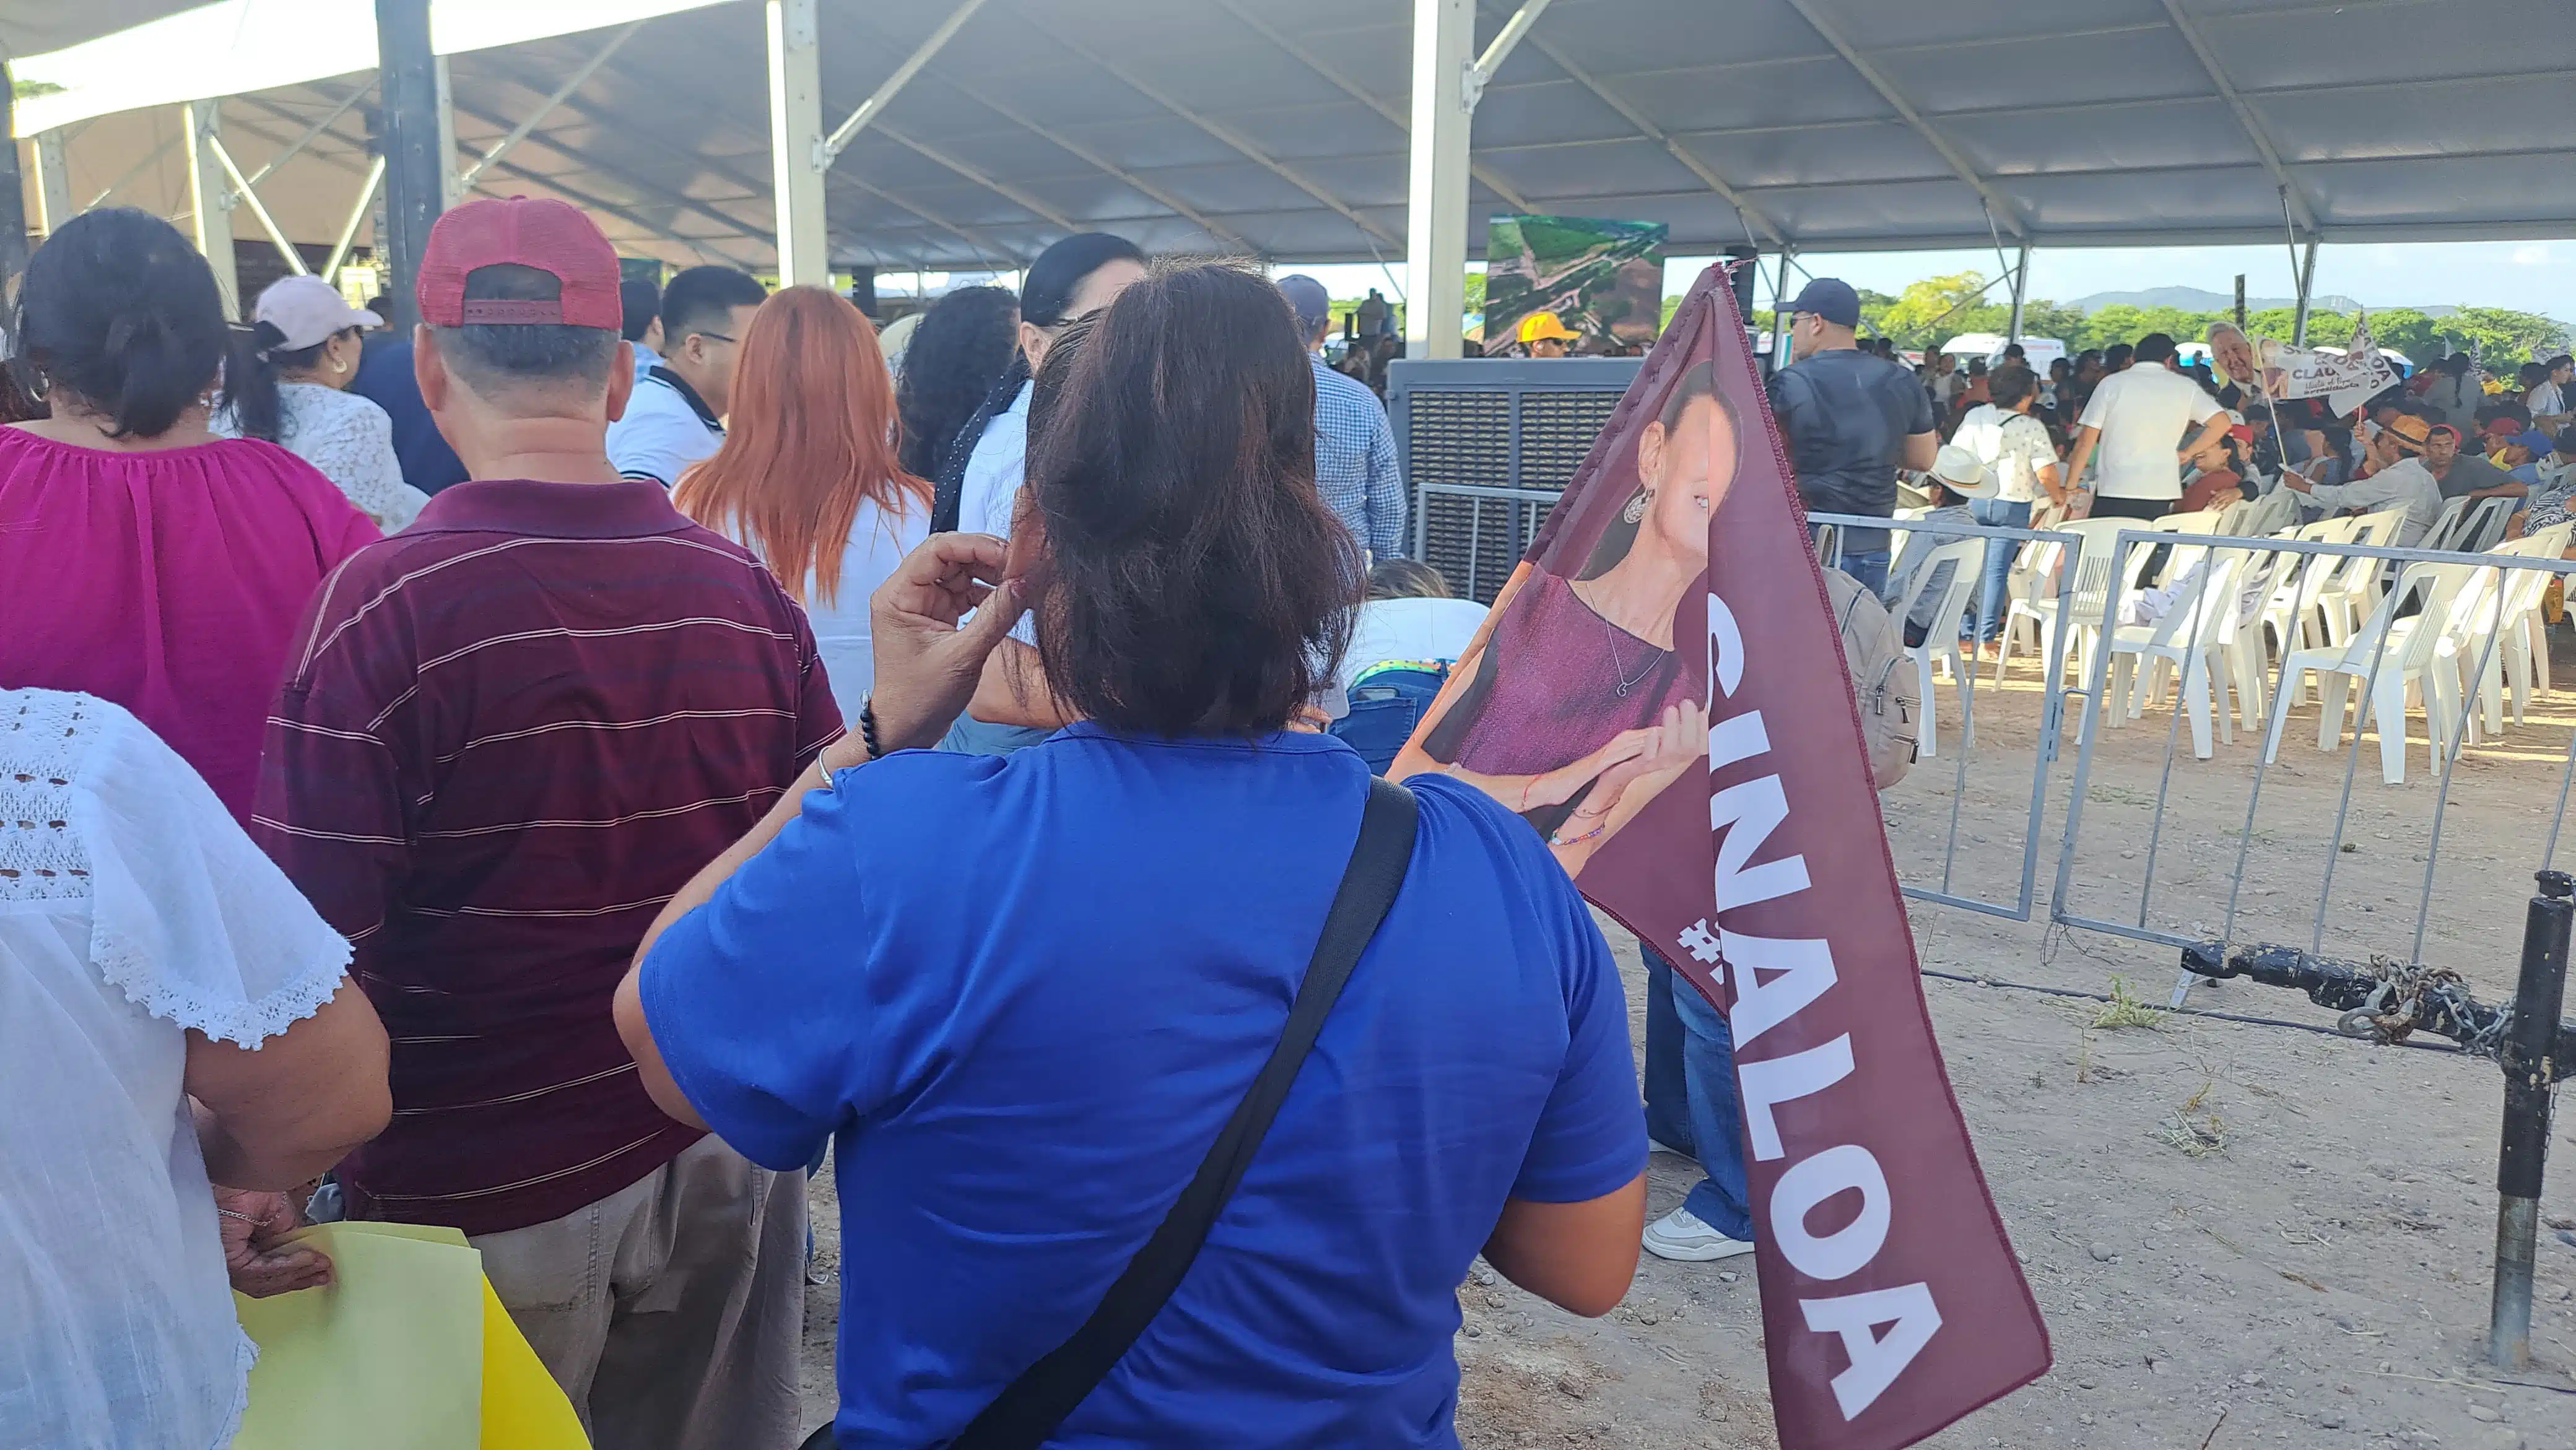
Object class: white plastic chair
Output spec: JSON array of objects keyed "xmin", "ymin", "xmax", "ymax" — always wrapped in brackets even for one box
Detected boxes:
[
  {"xmin": 2455, "ymin": 496, "xmax": 2517, "ymax": 554},
  {"xmin": 1887, "ymin": 537, "xmax": 1985, "ymax": 759},
  {"xmin": 1988, "ymin": 531, "xmax": 2061, "ymax": 684},
  {"xmin": 2466, "ymin": 534, "xmax": 2566, "ymax": 728},
  {"xmin": 2255, "ymin": 517, "xmax": 2357, "ymax": 669},
  {"xmin": 2107, "ymin": 554, "xmax": 2247, "ymax": 759},
  {"xmin": 1999, "ymin": 519, "xmax": 2137, "ymax": 694},
  {"xmin": 2262, "ymin": 563, "xmax": 2473, "ymax": 784},
  {"xmin": 2422, "ymin": 563, "xmax": 2509, "ymax": 749},
  {"xmin": 2317, "ymin": 506, "xmax": 2408, "ymax": 646},
  {"xmin": 2497, "ymin": 521, "xmax": 2574, "ymax": 718},
  {"xmin": 2418, "ymin": 495, "xmax": 2473, "ymax": 553}
]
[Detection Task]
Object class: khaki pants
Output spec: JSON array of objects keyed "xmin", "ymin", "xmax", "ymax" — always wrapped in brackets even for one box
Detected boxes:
[{"xmin": 472, "ymin": 1135, "xmax": 807, "ymax": 1450}]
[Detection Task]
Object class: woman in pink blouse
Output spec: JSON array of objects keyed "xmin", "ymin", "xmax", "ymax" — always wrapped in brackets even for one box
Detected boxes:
[{"xmin": 0, "ymin": 209, "xmax": 377, "ymax": 822}]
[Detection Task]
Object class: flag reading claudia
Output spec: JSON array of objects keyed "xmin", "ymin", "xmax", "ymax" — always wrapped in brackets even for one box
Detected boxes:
[{"xmin": 1390, "ymin": 266, "xmax": 2049, "ymax": 1449}]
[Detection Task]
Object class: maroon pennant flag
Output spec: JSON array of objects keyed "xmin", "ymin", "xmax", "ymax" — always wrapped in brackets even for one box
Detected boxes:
[{"xmin": 1393, "ymin": 265, "xmax": 2048, "ymax": 1448}]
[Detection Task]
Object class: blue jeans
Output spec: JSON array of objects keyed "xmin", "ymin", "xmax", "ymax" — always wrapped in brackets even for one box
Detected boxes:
[
  {"xmin": 1642, "ymin": 944, "xmax": 1753, "ymax": 1241},
  {"xmin": 1967, "ymin": 497, "xmax": 2030, "ymax": 642},
  {"xmin": 1838, "ymin": 548, "xmax": 1891, "ymax": 598}
]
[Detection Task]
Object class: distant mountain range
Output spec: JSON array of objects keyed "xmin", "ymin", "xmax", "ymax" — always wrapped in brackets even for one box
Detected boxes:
[{"xmin": 2065, "ymin": 285, "xmax": 2454, "ymax": 319}]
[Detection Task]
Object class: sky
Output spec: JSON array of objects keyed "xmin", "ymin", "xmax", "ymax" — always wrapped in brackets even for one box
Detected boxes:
[{"xmin": 1267, "ymin": 240, "xmax": 2576, "ymax": 319}]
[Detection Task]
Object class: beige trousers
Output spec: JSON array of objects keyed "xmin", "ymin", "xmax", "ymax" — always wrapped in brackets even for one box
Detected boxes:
[{"xmin": 471, "ymin": 1135, "xmax": 807, "ymax": 1450}]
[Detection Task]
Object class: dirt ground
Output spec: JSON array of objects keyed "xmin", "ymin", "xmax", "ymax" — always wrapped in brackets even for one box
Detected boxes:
[{"xmin": 794, "ymin": 644, "xmax": 2576, "ymax": 1449}]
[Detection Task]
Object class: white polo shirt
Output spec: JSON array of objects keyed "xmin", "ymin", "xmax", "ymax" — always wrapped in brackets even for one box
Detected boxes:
[
  {"xmin": 2077, "ymin": 364, "xmax": 2222, "ymax": 501},
  {"xmin": 606, "ymin": 367, "xmax": 724, "ymax": 488}
]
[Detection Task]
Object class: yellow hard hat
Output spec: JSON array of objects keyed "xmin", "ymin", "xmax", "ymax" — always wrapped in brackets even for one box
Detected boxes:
[{"xmin": 1516, "ymin": 311, "xmax": 1580, "ymax": 344}]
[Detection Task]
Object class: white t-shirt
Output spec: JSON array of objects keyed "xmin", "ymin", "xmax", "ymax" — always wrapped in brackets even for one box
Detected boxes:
[
  {"xmin": 1951, "ymin": 404, "xmax": 2056, "ymax": 503},
  {"xmin": 733, "ymin": 497, "xmax": 933, "ymax": 718},
  {"xmin": 212, "ymin": 381, "xmax": 427, "ymax": 531},
  {"xmin": 2077, "ymin": 365, "xmax": 2222, "ymax": 500},
  {"xmin": 0, "ymin": 690, "xmax": 353, "ymax": 1450},
  {"xmin": 2530, "ymin": 380, "xmax": 2565, "ymax": 419},
  {"xmin": 606, "ymin": 370, "xmax": 724, "ymax": 487},
  {"xmin": 1339, "ymin": 597, "xmax": 1490, "ymax": 688}
]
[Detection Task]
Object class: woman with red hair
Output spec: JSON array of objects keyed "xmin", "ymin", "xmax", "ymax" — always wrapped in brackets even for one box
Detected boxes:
[{"xmin": 676, "ymin": 286, "xmax": 931, "ymax": 714}]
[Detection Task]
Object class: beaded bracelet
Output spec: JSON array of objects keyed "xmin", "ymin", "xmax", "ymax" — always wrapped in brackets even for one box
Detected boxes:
[{"xmin": 858, "ymin": 697, "xmax": 885, "ymax": 760}]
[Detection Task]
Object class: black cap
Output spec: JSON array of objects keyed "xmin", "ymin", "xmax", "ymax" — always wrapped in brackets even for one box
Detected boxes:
[{"xmin": 1787, "ymin": 277, "xmax": 1860, "ymax": 328}]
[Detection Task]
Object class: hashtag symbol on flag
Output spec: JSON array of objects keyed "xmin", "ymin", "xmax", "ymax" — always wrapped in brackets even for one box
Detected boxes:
[{"xmin": 1677, "ymin": 919, "xmax": 1723, "ymax": 966}]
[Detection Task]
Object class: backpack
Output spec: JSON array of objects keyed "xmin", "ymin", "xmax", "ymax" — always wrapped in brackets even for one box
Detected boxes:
[
  {"xmin": 1819, "ymin": 567, "xmax": 1918, "ymax": 791},
  {"xmin": 1329, "ymin": 661, "xmax": 1452, "ymax": 775}
]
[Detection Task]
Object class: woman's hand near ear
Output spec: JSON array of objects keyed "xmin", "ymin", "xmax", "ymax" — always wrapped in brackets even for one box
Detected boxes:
[{"xmin": 866, "ymin": 532, "xmax": 1025, "ymax": 752}]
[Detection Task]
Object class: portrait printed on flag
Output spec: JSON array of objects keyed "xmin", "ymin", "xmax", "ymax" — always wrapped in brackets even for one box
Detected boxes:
[{"xmin": 1390, "ymin": 359, "xmax": 1733, "ymax": 880}]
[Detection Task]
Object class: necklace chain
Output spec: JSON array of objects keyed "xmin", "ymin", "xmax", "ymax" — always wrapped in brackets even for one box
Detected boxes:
[{"xmin": 1599, "ymin": 614, "xmax": 1663, "ymax": 698}]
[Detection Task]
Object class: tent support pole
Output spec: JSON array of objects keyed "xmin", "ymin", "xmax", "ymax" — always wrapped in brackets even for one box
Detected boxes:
[
  {"xmin": 433, "ymin": 57, "xmax": 460, "ymax": 208},
  {"xmin": 457, "ymin": 21, "xmax": 643, "ymax": 192},
  {"xmin": 819, "ymin": 0, "xmax": 990, "ymax": 167},
  {"xmin": 767, "ymin": 0, "xmax": 831, "ymax": 286},
  {"xmin": 33, "ymin": 129, "xmax": 76, "ymax": 235},
  {"xmin": 182, "ymin": 101, "xmax": 240, "ymax": 316},
  {"xmin": 376, "ymin": 0, "xmax": 444, "ymax": 332},
  {"xmin": 2292, "ymin": 238, "xmax": 2319, "ymax": 347},
  {"xmin": 233, "ymin": 88, "xmax": 367, "ymax": 204},
  {"xmin": 2007, "ymin": 241, "xmax": 2030, "ymax": 341},
  {"xmin": 1406, "ymin": 0, "xmax": 1473, "ymax": 360},
  {"xmin": 1770, "ymin": 246, "xmax": 1796, "ymax": 369},
  {"xmin": 87, "ymin": 133, "xmax": 176, "ymax": 211},
  {"xmin": 207, "ymin": 135, "xmax": 308, "ymax": 275},
  {"xmin": 323, "ymin": 157, "xmax": 388, "ymax": 283}
]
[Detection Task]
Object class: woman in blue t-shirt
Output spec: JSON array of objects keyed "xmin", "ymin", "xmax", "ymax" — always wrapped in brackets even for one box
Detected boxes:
[{"xmin": 614, "ymin": 264, "xmax": 1648, "ymax": 1449}]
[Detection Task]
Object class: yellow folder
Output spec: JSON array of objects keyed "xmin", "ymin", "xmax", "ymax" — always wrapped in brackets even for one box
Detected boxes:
[{"xmin": 232, "ymin": 1221, "xmax": 588, "ymax": 1449}]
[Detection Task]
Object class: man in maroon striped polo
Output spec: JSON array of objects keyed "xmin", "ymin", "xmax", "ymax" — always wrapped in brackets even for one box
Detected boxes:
[{"xmin": 255, "ymin": 197, "xmax": 829, "ymax": 1450}]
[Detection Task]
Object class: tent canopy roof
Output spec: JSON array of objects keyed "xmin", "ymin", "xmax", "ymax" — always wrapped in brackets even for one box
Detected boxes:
[{"xmin": 20, "ymin": 0, "xmax": 2576, "ymax": 272}]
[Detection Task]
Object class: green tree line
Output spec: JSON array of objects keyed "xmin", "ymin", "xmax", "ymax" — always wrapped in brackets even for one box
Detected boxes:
[{"xmin": 1857, "ymin": 271, "xmax": 2569, "ymax": 363}]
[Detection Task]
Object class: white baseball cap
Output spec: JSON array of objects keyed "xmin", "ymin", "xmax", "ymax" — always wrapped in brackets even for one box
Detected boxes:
[{"xmin": 252, "ymin": 274, "xmax": 383, "ymax": 353}]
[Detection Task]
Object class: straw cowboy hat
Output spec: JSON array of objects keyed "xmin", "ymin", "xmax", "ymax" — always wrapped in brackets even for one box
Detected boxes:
[{"xmin": 1927, "ymin": 443, "xmax": 1998, "ymax": 498}]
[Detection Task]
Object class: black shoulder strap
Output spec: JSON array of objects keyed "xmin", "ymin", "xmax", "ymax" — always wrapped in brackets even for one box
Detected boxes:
[{"xmin": 946, "ymin": 777, "xmax": 1421, "ymax": 1450}]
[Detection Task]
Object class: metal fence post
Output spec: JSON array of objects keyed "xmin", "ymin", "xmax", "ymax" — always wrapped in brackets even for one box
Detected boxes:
[{"xmin": 2489, "ymin": 868, "xmax": 2572, "ymax": 1370}]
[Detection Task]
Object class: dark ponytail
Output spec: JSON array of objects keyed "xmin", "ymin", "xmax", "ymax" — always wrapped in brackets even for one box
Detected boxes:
[
  {"xmin": 11, "ymin": 208, "xmax": 230, "ymax": 439},
  {"xmin": 217, "ymin": 321, "xmax": 334, "ymax": 445},
  {"xmin": 928, "ymin": 232, "xmax": 1145, "ymax": 531}
]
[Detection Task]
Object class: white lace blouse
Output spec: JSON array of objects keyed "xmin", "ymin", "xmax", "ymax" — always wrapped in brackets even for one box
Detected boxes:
[
  {"xmin": 214, "ymin": 381, "xmax": 429, "ymax": 531},
  {"xmin": 0, "ymin": 690, "xmax": 353, "ymax": 1450}
]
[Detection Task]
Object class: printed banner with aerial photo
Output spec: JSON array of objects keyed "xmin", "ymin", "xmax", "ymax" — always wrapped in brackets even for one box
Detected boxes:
[
  {"xmin": 1482, "ymin": 214, "xmax": 1668, "ymax": 349},
  {"xmin": 1391, "ymin": 266, "xmax": 2048, "ymax": 1449}
]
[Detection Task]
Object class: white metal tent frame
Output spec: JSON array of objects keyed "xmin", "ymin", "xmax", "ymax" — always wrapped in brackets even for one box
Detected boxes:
[{"xmin": 16, "ymin": 0, "xmax": 2576, "ymax": 350}]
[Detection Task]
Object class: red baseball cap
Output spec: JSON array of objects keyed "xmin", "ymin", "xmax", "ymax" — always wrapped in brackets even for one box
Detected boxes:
[{"xmin": 416, "ymin": 196, "xmax": 622, "ymax": 329}]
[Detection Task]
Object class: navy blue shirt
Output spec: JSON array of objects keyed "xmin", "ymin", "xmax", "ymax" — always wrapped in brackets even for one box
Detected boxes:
[
  {"xmin": 641, "ymin": 726, "xmax": 1643, "ymax": 1447},
  {"xmin": 349, "ymin": 336, "xmax": 469, "ymax": 495}
]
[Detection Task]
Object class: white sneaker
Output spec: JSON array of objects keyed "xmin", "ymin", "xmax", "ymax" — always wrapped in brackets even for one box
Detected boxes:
[{"xmin": 1642, "ymin": 1207, "xmax": 1756, "ymax": 1262}]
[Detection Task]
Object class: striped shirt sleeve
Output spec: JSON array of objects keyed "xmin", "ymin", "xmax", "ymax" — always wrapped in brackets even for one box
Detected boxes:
[
  {"xmin": 255, "ymin": 677, "xmax": 412, "ymax": 953},
  {"xmin": 253, "ymin": 571, "xmax": 416, "ymax": 952}
]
